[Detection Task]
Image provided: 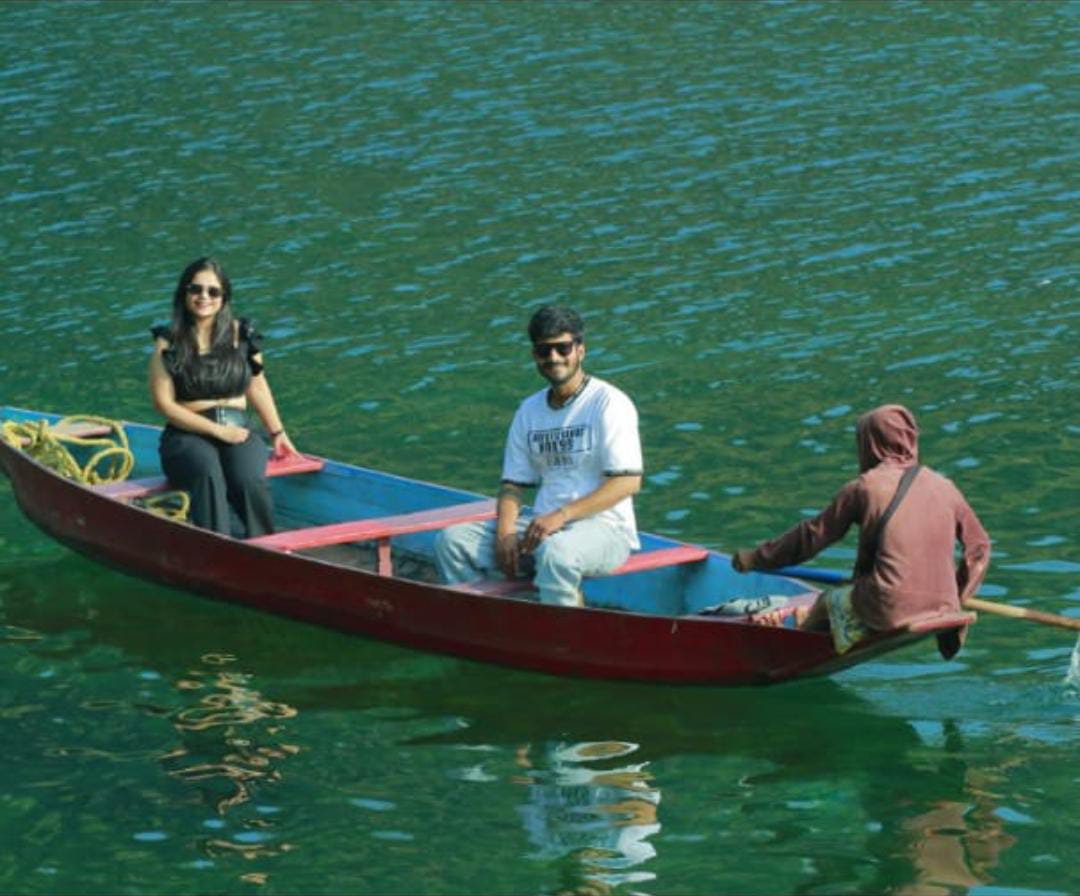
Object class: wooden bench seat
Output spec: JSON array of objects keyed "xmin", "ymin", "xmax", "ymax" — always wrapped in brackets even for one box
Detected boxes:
[
  {"xmin": 615, "ymin": 544, "xmax": 709, "ymax": 574},
  {"xmin": 247, "ymin": 499, "xmax": 497, "ymax": 576},
  {"xmin": 457, "ymin": 544, "xmax": 710, "ymax": 597},
  {"xmin": 94, "ymin": 452, "xmax": 326, "ymax": 501}
]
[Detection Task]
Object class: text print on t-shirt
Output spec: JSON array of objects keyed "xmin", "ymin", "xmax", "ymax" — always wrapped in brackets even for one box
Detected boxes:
[{"xmin": 529, "ymin": 425, "xmax": 593, "ymax": 469}]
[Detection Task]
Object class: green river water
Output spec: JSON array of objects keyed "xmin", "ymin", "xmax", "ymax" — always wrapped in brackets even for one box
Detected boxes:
[{"xmin": 1, "ymin": 2, "xmax": 1077, "ymax": 894}]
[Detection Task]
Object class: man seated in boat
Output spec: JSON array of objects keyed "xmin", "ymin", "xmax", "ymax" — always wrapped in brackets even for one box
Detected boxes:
[
  {"xmin": 731, "ymin": 404, "xmax": 990, "ymax": 658},
  {"xmin": 435, "ymin": 305, "xmax": 643, "ymax": 607}
]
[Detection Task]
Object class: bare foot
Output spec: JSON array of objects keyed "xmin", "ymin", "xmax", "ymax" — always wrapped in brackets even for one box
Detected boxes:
[{"xmin": 750, "ymin": 605, "xmax": 810, "ymax": 628}]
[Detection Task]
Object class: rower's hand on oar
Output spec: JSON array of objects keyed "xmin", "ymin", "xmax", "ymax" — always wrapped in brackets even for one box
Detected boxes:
[
  {"xmin": 520, "ymin": 508, "xmax": 568, "ymax": 554},
  {"xmin": 217, "ymin": 424, "xmax": 251, "ymax": 445},
  {"xmin": 731, "ymin": 549, "xmax": 756, "ymax": 573},
  {"xmin": 496, "ymin": 531, "xmax": 521, "ymax": 578}
]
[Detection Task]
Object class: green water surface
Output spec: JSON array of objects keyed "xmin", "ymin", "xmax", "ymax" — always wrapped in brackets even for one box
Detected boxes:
[{"xmin": 1, "ymin": 3, "xmax": 1077, "ymax": 894}]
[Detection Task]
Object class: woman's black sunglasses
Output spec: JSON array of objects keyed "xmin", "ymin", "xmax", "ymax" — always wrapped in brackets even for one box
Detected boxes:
[{"xmin": 186, "ymin": 283, "xmax": 223, "ymax": 299}]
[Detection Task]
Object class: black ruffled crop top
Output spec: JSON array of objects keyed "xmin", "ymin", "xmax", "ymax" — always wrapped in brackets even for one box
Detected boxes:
[{"xmin": 151, "ymin": 318, "xmax": 264, "ymax": 401}]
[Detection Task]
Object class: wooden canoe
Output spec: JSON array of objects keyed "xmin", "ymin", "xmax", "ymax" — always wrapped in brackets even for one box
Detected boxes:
[{"xmin": 0, "ymin": 406, "xmax": 975, "ymax": 685}]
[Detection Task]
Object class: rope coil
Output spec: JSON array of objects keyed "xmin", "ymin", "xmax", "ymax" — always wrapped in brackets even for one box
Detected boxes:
[
  {"xmin": 136, "ymin": 489, "xmax": 191, "ymax": 521},
  {"xmin": 1, "ymin": 415, "xmax": 133, "ymax": 484},
  {"xmin": 2, "ymin": 415, "xmax": 188, "ymax": 521}
]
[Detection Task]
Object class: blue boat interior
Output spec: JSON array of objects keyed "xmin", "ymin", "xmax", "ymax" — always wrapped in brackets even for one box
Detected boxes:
[{"xmin": 2, "ymin": 407, "xmax": 814, "ymax": 617}]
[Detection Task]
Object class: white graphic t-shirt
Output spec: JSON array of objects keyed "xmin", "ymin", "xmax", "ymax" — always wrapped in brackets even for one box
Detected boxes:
[{"xmin": 501, "ymin": 377, "xmax": 643, "ymax": 548}]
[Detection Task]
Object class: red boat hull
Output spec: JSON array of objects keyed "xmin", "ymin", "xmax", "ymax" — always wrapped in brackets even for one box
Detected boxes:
[{"xmin": 0, "ymin": 431, "xmax": 960, "ymax": 685}]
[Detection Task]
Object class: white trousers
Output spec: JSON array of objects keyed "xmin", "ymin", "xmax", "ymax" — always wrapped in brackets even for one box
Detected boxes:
[{"xmin": 434, "ymin": 516, "xmax": 632, "ymax": 607}]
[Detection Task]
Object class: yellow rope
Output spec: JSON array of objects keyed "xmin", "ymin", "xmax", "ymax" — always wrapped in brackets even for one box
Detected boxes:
[
  {"xmin": 2, "ymin": 415, "xmax": 133, "ymax": 484},
  {"xmin": 138, "ymin": 490, "xmax": 191, "ymax": 521},
  {"xmin": 2, "ymin": 418, "xmax": 80, "ymax": 478},
  {"xmin": 2, "ymin": 414, "xmax": 191, "ymax": 521}
]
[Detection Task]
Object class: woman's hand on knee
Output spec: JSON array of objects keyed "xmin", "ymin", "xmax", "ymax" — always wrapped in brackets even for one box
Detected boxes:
[{"xmin": 217, "ymin": 424, "xmax": 250, "ymax": 445}]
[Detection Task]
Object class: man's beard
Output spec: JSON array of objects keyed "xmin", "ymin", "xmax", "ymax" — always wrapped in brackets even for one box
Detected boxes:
[{"xmin": 539, "ymin": 356, "xmax": 580, "ymax": 386}]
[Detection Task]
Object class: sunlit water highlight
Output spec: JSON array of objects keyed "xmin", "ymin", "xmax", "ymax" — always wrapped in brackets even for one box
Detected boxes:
[{"xmin": 1066, "ymin": 636, "xmax": 1080, "ymax": 694}]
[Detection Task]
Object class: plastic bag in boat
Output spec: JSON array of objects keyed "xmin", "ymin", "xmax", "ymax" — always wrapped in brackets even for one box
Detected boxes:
[{"xmin": 697, "ymin": 595, "xmax": 790, "ymax": 616}]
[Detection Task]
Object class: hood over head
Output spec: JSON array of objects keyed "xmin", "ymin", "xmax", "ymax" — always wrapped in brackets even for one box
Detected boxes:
[{"xmin": 856, "ymin": 404, "xmax": 919, "ymax": 472}]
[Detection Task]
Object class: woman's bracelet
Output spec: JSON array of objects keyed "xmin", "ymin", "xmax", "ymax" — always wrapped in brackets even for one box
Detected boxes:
[{"xmin": 269, "ymin": 429, "xmax": 285, "ymax": 439}]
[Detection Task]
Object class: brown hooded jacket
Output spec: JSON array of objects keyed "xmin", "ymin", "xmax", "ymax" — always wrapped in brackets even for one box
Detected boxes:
[{"xmin": 748, "ymin": 405, "xmax": 991, "ymax": 656}]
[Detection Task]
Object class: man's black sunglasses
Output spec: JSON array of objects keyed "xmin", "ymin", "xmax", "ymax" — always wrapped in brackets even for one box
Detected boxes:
[{"xmin": 532, "ymin": 339, "xmax": 579, "ymax": 359}]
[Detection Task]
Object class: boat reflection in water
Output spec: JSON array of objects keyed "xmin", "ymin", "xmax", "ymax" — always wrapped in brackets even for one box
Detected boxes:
[
  {"xmin": 513, "ymin": 740, "xmax": 660, "ymax": 894},
  {"xmin": 0, "ymin": 558, "xmax": 1035, "ymax": 894}
]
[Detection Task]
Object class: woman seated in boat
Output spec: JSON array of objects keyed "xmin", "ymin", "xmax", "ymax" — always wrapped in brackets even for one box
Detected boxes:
[
  {"xmin": 149, "ymin": 257, "xmax": 297, "ymax": 537},
  {"xmin": 731, "ymin": 404, "xmax": 990, "ymax": 658}
]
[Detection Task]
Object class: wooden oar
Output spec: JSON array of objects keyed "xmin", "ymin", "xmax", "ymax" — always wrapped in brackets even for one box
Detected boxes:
[
  {"xmin": 962, "ymin": 596, "xmax": 1080, "ymax": 632},
  {"xmin": 775, "ymin": 565, "xmax": 847, "ymax": 585},
  {"xmin": 776, "ymin": 564, "xmax": 1080, "ymax": 632}
]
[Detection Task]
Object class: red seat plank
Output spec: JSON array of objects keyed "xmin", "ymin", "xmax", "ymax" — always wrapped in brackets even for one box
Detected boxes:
[
  {"xmin": 453, "ymin": 579, "xmax": 533, "ymax": 597},
  {"xmin": 455, "ymin": 544, "xmax": 710, "ymax": 597},
  {"xmin": 94, "ymin": 453, "xmax": 325, "ymax": 501},
  {"xmin": 94, "ymin": 477, "xmax": 170, "ymax": 500},
  {"xmin": 265, "ymin": 453, "xmax": 325, "ymax": 477},
  {"xmin": 247, "ymin": 499, "xmax": 497, "ymax": 571},
  {"xmin": 615, "ymin": 545, "xmax": 709, "ymax": 574},
  {"xmin": 13, "ymin": 421, "xmax": 114, "ymax": 447}
]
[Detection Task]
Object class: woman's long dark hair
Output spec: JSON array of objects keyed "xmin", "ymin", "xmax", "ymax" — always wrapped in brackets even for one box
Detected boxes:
[{"xmin": 168, "ymin": 257, "xmax": 235, "ymax": 371}]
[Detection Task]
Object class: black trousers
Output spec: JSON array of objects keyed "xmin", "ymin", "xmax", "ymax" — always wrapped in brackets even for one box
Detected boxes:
[{"xmin": 159, "ymin": 426, "xmax": 274, "ymax": 537}]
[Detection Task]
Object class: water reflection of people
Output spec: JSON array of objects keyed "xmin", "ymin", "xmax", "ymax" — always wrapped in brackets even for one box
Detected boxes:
[
  {"xmin": 162, "ymin": 652, "xmax": 299, "ymax": 855},
  {"xmin": 897, "ymin": 792, "xmax": 1017, "ymax": 895},
  {"xmin": 513, "ymin": 740, "xmax": 660, "ymax": 895},
  {"xmin": 864, "ymin": 721, "xmax": 1017, "ymax": 896}
]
